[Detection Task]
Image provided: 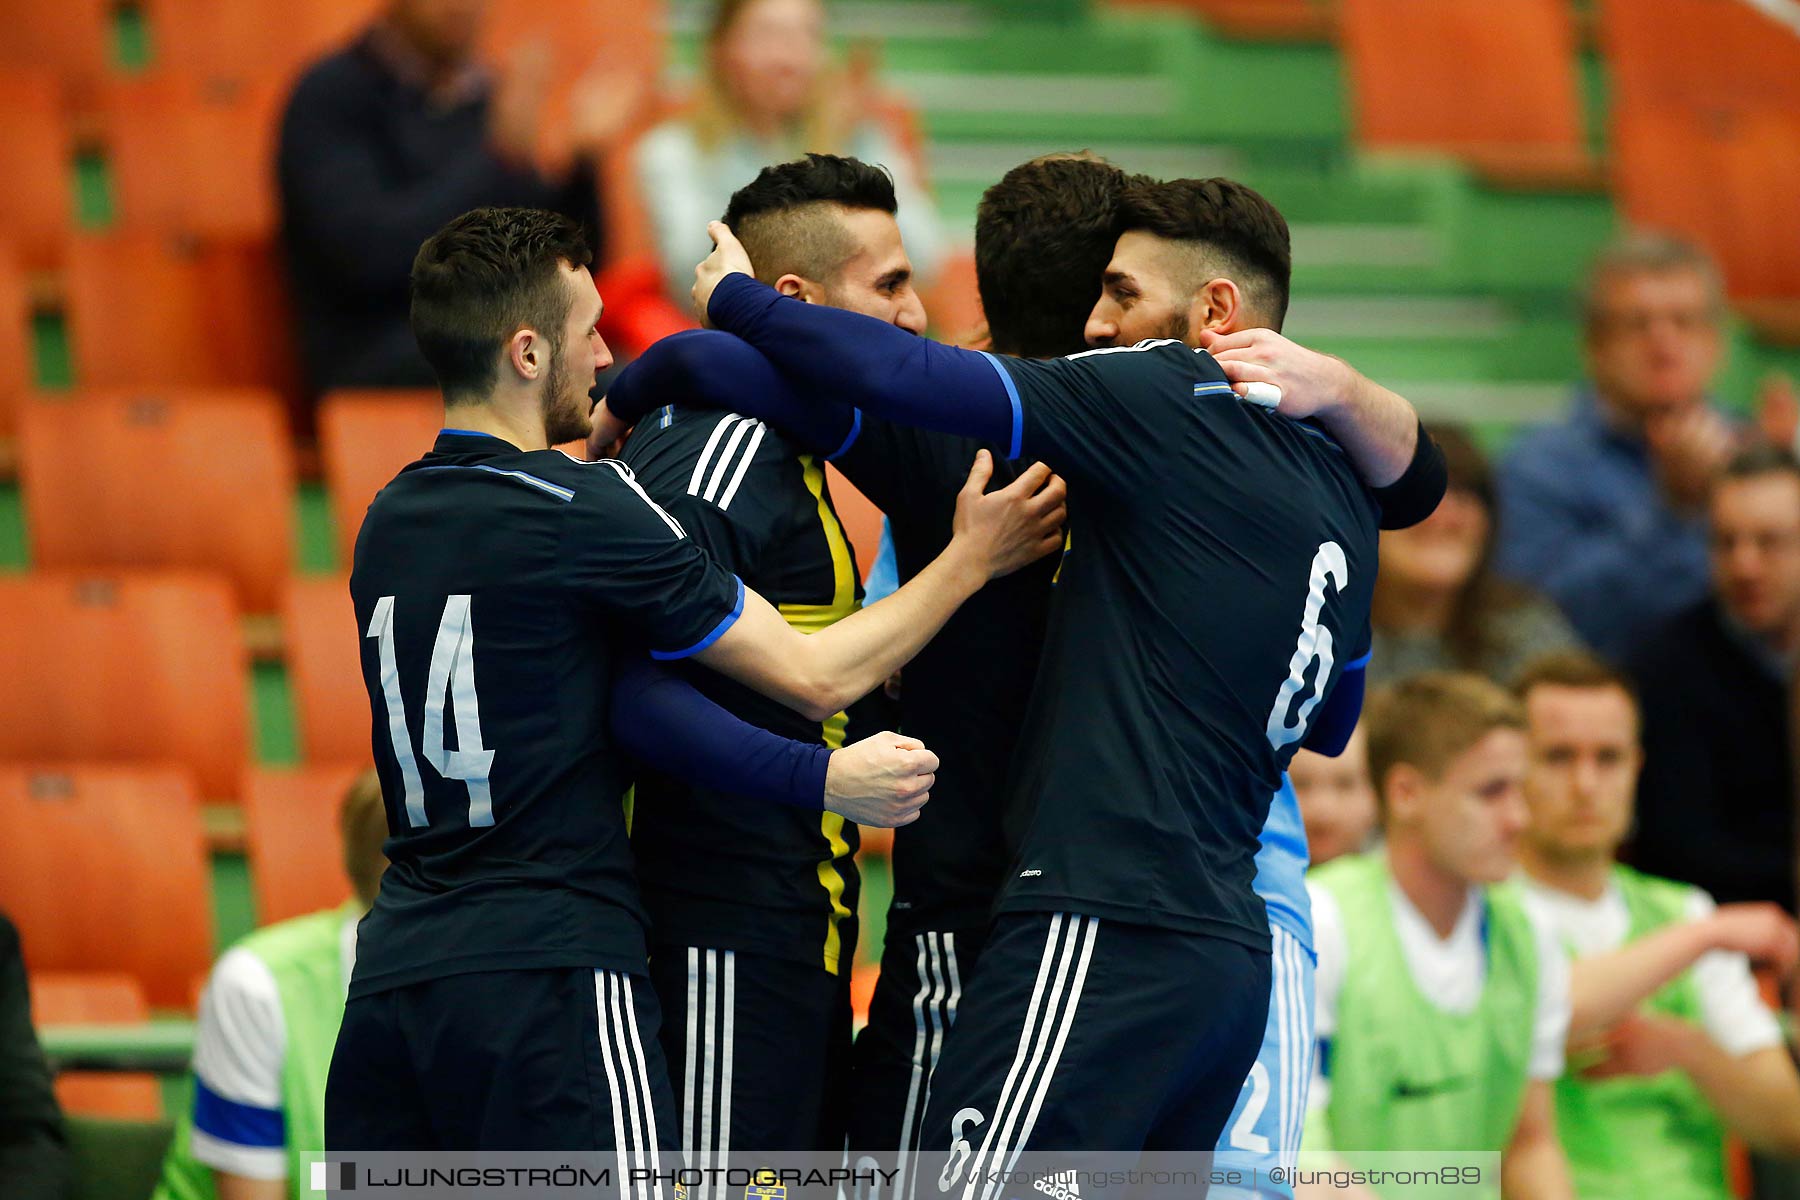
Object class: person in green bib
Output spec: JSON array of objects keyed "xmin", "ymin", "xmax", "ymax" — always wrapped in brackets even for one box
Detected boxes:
[
  {"xmin": 1302, "ymin": 672, "xmax": 1574, "ymax": 1200},
  {"xmin": 152, "ymin": 771, "xmax": 387, "ymax": 1200},
  {"xmin": 1512, "ymin": 650, "xmax": 1800, "ymax": 1200}
]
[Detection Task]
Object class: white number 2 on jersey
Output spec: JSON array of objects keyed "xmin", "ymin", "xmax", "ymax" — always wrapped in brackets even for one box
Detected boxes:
[
  {"xmin": 1265, "ymin": 541, "xmax": 1349, "ymax": 752},
  {"xmin": 367, "ymin": 595, "xmax": 496, "ymax": 828}
]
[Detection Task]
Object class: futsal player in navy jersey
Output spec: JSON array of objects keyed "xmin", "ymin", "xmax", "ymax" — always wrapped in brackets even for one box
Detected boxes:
[
  {"xmin": 323, "ymin": 206, "xmax": 1066, "ymax": 1159},
  {"xmin": 594, "ymin": 163, "xmax": 1443, "ymax": 1176},
  {"xmin": 669, "ymin": 180, "xmax": 1424, "ymax": 1165}
]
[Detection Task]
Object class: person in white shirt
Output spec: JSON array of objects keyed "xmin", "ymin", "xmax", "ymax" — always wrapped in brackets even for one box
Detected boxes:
[
  {"xmin": 1512, "ymin": 649, "xmax": 1800, "ymax": 1200},
  {"xmin": 150, "ymin": 771, "xmax": 387, "ymax": 1200},
  {"xmin": 1303, "ymin": 672, "xmax": 1574, "ymax": 1200}
]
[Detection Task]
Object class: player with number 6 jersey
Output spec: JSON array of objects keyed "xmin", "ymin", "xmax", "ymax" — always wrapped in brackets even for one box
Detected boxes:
[{"xmin": 686, "ymin": 174, "xmax": 1399, "ymax": 1161}]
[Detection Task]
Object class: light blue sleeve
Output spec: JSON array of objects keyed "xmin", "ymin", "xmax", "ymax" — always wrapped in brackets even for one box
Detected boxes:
[{"xmin": 862, "ymin": 519, "xmax": 899, "ymax": 605}]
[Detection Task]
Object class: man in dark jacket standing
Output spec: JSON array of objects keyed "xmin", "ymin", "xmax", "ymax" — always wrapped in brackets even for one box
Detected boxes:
[
  {"xmin": 1629, "ymin": 444, "xmax": 1800, "ymax": 915},
  {"xmin": 277, "ymin": 0, "xmax": 630, "ymax": 405}
]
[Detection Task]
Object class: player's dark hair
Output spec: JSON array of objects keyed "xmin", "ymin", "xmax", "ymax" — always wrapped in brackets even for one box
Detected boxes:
[
  {"xmin": 410, "ymin": 207, "xmax": 593, "ymax": 403},
  {"xmin": 975, "ymin": 153, "xmax": 1138, "ymax": 358},
  {"xmin": 722, "ymin": 153, "xmax": 898, "ymax": 287},
  {"xmin": 1116, "ymin": 177, "xmax": 1292, "ymax": 330}
]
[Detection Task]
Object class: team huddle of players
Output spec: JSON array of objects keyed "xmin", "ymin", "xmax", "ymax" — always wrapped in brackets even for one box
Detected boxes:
[{"xmin": 325, "ymin": 148, "xmax": 1457, "ymax": 1198}]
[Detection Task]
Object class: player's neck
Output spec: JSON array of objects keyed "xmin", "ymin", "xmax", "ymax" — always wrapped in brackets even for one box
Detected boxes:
[
  {"xmin": 1385, "ymin": 841, "xmax": 1473, "ymax": 940},
  {"xmin": 440, "ymin": 399, "xmax": 549, "ymax": 452},
  {"xmin": 1518, "ymin": 841, "xmax": 1612, "ymax": 901}
]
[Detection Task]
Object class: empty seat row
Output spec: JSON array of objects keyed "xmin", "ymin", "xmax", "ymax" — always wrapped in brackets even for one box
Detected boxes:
[{"xmin": 0, "ymin": 762, "xmax": 366, "ymax": 1009}]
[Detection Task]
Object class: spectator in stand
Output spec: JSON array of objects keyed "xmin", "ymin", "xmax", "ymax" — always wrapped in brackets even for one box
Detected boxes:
[
  {"xmin": 1513, "ymin": 650, "xmax": 1800, "ymax": 1200},
  {"xmin": 0, "ymin": 915, "xmax": 67, "ymax": 1200},
  {"xmin": 1370, "ymin": 425, "xmax": 1579, "ymax": 688},
  {"xmin": 148, "ymin": 772, "xmax": 387, "ymax": 1200},
  {"xmin": 1495, "ymin": 233, "xmax": 1734, "ymax": 662},
  {"xmin": 633, "ymin": 0, "xmax": 944, "ymax": 306},
  {"xmin": 1627, "ymin": 445, "xmax": 1800, "ymax": 916},
  {"xmin": 278, "ymin": 0, "xmax": 635, "ymax": 407},
  {"xmin": 1302, "ymin": 673, "xmax": 1576, "ymax": 1199},
  {"xmin": 1289, "ymin": 725, "xmax": 1377, "ymax": 869}
]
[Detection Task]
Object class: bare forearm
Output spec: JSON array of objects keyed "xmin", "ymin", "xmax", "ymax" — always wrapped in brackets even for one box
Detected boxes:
[
  {"xmin": 1679, "ymin": 1042, "xmax": 1800, "ymax": 1155},
  {"xmin": 793, "ymin": 545, "xmax": 987, "ymax": 715},
  {"xmin": 1501, "ymin": 1133, "xmax": 1576, "ymax": 1200},
  {"xmin": 1315, "ymin": 372, "xmax": 1419, "ymax": 488},
  {"xmin": 1567, "ymin": 922, "xmax": 1713, "ymax": 1039},
  {"xmin": 216, "ymin": 1172, "xmax": 287, "ymax": 1200}
]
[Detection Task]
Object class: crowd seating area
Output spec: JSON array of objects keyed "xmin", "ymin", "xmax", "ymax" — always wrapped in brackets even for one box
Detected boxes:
[{"xmin": 3, "ymin": 2, "xmax": 1800, "ymax": 1190}]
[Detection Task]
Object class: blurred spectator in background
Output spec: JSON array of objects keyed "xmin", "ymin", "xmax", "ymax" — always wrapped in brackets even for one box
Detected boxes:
[
  {"xmin": 278, "ymin": 0, "xmax": 631, "ymax": 411},
  {"xmin": 1370, "ymin": 425, "xmax": 1579, "ymax": 688},
  {"xmin": 1495, "ymin": 233, "xmax": 1731, "ymax": 662},
  {"xmin": 150, "ymin": 771, "xmax": 386, "ymax": 1200},
  {"xmin": 0, "ymin": 915, "xmax": 68, "ymax": 1200},
  {"xmin": 1513, "ymin": 651, "xmax": 1800, "ymax": 1200},
  {"xmin": 634, "ymin": 0, "xmax": 944, "ymax": 306},
  {"xmin": 1303, "ymin": 674, "xmax": 1574, "ymax": 1198},
  {"xmin": 1289, "ymin": 724, "xmax": 1377, "ymax": 869},
  {"xmin": 1627, "ymin": 446, "xmax": 1800, "ymax": 916}
]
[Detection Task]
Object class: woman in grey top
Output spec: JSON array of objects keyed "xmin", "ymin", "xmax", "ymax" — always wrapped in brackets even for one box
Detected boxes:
[
  {"xmin": 1371, "ymin": 424, "xmax": 1583, "ymax": 686},
  {"xmin": 634, "ymin": 0, "xmax": 945, "ymax": 305}
]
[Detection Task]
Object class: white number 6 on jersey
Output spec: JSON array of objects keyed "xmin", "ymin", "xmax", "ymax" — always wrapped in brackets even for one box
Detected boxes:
[{"xmin": 1265, "ymin": 541, "xmax": 1349, "ymax": 752}]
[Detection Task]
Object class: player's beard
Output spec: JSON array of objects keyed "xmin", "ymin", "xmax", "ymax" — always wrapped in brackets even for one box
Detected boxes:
[
  {"xmin": 540, "ymin": 338, "xmax": 593, "ymax": 447},
  {"xmin": 1156, "ymin": 308, "xmax": 1196, "ymax": 347}
]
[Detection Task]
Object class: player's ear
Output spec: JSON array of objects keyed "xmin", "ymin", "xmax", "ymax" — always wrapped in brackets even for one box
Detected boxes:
[
  {"xmin": 507, "ymin": 327, "xmax": 542, "ymax": 383},
  {"xmin": 1383, "ymin": 762, "xmax": 1426, "ymax": 827},
  {"xmin": 1193, "ymin": 278, "xmax": 1243, "ymax": 335},
  {"xmin": 774, "ymin": 273, "xmax": 825, "ymax": 305}
]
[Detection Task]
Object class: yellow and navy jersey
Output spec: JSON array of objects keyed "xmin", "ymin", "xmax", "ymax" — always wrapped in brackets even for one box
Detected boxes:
[
  {"xmin": 620, "ymin": 406, "xmax": 863, "ymax": 975},
  {"xmin": 347, "ymin": 431, "xmax": 745, "ymax": 998}
]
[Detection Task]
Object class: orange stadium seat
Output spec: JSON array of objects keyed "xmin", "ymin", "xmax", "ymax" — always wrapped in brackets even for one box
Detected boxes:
[
  {"xmin": 0, "ymin": 573, "xmax": 249, "ymax": 800},
  {"xmin": 1597, "ymin": 0, "xmax": 1800, "ymax": 115},
  {"xmin": 284, "ymin": 574, "xmax": 371, "ymax": 762},
  {"xmin": 20, "ymin": 389, "xmax": 297, "ymax": 612},
  {"xmin": 316, "ymin": 389, "xmax": 442, "ymax": 564},
  {"xmin": 1340, "ymin": 0, "xmax": 1589, "ymax": 184},
  {"xmin": 0, "ymin": 765, "xmax": 213, "ymax": 1010},
  {"xmin": 0, "ymin": 245, "xmax": 31, "ymax": 440},
  {"xmin": 99, "ymin": 75, "xmax": 288, "ymax": 241},
  {"xmin": 825, "ymin": 464, "xmax": 883, "ymax": 584},
  {"xmin": 29, "ymin": 972, "xmax": 162, "ymax": 1120},
  {"xmin": 0, "ymin": 71, "xmax": 75, "ymax": 266},
  {"xmin": 63, "ymin": 234, "xmax": 300, "ymax": 396},
  {"xmin": 243, "ymin": 764, "xmax": 364, "ymax": 924},
  {"xmin": 146, "ymin": 0, "xmax": 383, "ymax": 91},
  {"xmin": 0, "ymin": 0, "xmax": 113, "ymax": 83}
]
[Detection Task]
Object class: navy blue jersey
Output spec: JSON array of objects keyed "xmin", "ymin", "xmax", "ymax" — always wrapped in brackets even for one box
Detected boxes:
[
  {"xmin": 347, "ymin": 431, "xmax": 744, "ymax": 997},
  {"xmin": 995, "ymin": 341, "xmax": 1380, "ymax": 949},
  {"xmin": 827, "ymin": 417, "xmax": 1058, "ymax": 936},
  {"xmin": 620, "ymin": 407, "xmax": 862, "ymax": 974}
]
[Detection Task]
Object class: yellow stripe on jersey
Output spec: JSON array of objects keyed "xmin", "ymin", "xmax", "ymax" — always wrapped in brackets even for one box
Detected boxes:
[
  {"xmin": 1051, "ymin": 528, "xmax": 1072, "ymax": 585},
  {"xmin": 782, "ymin": 455, "xmax": 861, "ymax": 975}
]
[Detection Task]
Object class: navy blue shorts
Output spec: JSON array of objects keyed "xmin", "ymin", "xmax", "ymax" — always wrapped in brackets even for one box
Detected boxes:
[
  {"xmin": 646, "ymin": 944, "xmax": 851, "ymax": 1166},
  {"xmin": 848, "ymin": 923, "xmax": 988, "ymax": 1162},
  {"xmin": 325, "ymin": 966, "xmax": 677, "ymax": 1155},
  {"xmin": 920, "ymin": 911, "xmax": 1270, "ymax": 1188}
]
